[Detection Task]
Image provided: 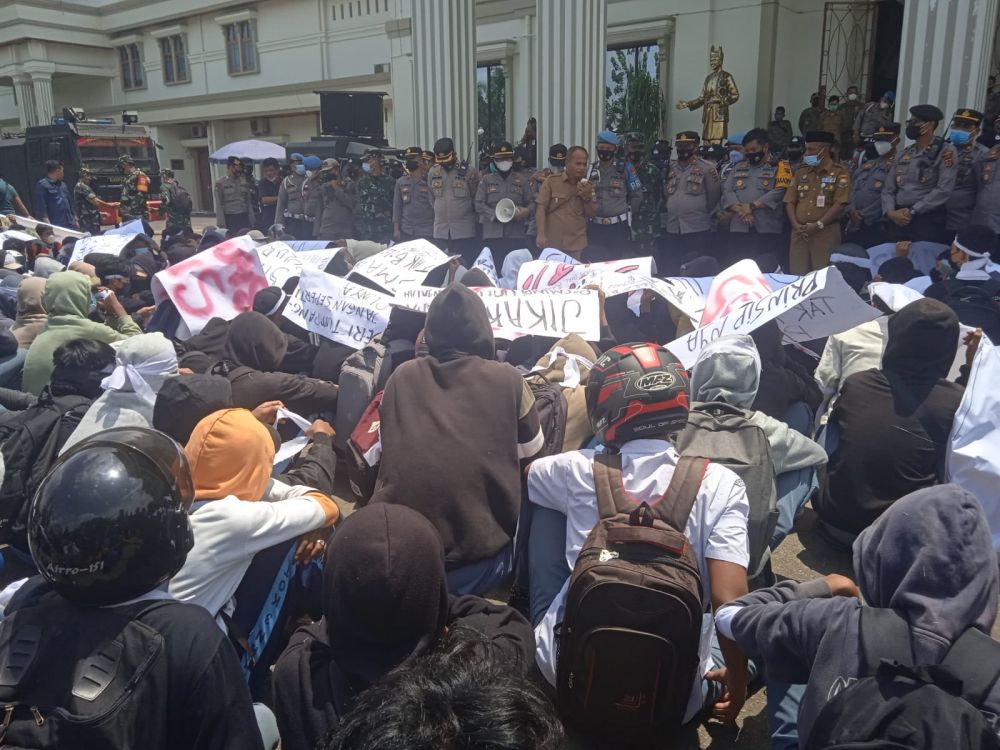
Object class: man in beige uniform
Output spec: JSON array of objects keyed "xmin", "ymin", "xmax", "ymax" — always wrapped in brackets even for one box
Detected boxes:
[
  {"xmin": 535, "ymin": 145, "xmax": 599, "ymax": 260},
  {"xmin": 785, "ymin": 130, "xmax": 850, "ymax": 274}
]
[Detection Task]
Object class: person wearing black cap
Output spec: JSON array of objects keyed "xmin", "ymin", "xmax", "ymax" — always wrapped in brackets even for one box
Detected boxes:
[
  {"xmin": 784, "ymin": 134, "xmax": 805, "ymax": 172},
  {"xmin": 392, "ymin": 146, "xmax": 434, "ymax": 242},
  {"xmin": 845, "ymin": 123, "xmax": 900, "ymax": 248},
  {"xmin": 357, "ymin": 149, "xmax": 395, "ymax": 243},
  {"xmin": 785, "ymin": 130, "xmax": 850, "ymax": 273},
  {"xmin": 427, "ymin": 136, "xmax": 480, "ymax": 264},
  {"xmin": 214, "ymin": 155, "xmax": 254, "ymax": 233},
  {"xmin": 945, "ymin": 108, "xmax": 989, "ymax": 233},
  {"xmin": 526, "ymin": 144, "xmax": 567, "ymax": 246},
  {"xmin": 664, "ymin": 130, "xmax": 721, "ymax": 266},
  {"xmin": 882, "ymin": 103, "xmax": 957, "ymax": 244},
  {"xmin": 474, "ymin": 141, "xmax": 531, "ymax": 268}
]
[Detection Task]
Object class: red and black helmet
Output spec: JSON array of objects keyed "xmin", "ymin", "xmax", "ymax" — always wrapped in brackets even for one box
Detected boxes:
[{"xmin": 585, "ymin": 343, "xmax": 690, "ymax": 446}]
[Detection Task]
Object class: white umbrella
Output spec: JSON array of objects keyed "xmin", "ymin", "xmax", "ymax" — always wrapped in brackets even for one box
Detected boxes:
[{"xmin": 209, "ymin": 139, "xmax": 286, "ymax": 163}]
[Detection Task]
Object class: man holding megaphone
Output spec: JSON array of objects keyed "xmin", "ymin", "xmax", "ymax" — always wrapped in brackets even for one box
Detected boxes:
[{"xmin": 475, "ymin": 141, "xmax": 533, "ymax": 269}]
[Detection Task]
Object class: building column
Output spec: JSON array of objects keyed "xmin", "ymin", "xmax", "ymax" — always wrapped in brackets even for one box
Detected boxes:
[
  {"xmin": 30, "ymin": 73, "xmax": 54, "ymax": 127},
  {"xmin": 536, "ymin": 0, "xmax": 607, "ymax": 156},
  {"xmin": 12, "ymin": 74, "xmax": 36, "ymax": 130},
  {"xmin": 895, "ymin": 0, "xmax": 1000, "ymax": 126},
  {"xmin": 411, "ymin": 0, "xmax": 477, "ymax": 160},
  {"xmin": 387, "ymin": 17, "xmax": 417, "ymax": 149}
]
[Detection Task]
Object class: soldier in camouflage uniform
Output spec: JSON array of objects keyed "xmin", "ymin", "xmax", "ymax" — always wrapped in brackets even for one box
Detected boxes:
[
  {"xmin": 624, "ymin": 136, "xmax": 663, "ymax": 258},
  {"xmin": 74, "ymin": 167, "xmax": 112, "ymax": 235},
  {"xmin": 160, "ymin": 168, "xmax": 193, "ymax": 237},
  {"xmin": 356, "ymin": 149, "xmax": 395, "ymax": 243},
  {"xmin": 117, "ymin": 155, "xmax": 150, "ymax": 223}
]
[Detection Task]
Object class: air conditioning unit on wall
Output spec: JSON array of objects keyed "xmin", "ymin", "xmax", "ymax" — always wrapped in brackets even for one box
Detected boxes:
[
  {"xmin": 190, "ymin": 123, "xmax": 207, "ymax": 138},
  {"xmin": 250, "ymin": 117, "xmax": 271, "ymax": 136}
]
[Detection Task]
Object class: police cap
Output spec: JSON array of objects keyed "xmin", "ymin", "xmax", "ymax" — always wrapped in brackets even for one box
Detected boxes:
[
  {"xmin": 493, "ymin": 141, "xmax": 515, "ymax": 158},
  {"xmin": 403, "ymin": 146, "xmax": 422, "ymax": 159},
  {"xmin": 952, "ymin": 108, "xmax": 985, "ymax": 126},
  {"xmin": 548, "ymin": 143, "xmax": 567, "ymax": 162},
  {"xmin": 873, "ymin": 123, "xmax": 902, "ymax": 139},
  {"xmin": 675, "ymin": 131, "xmax": 700, "ymax": 144},
  {"xmin": 909, "ymin": 104, "xmax": 945, "ymax": 123},
  {"xmin": 433, "ymin": 137, "xmax": 455, "ymax": 158}
]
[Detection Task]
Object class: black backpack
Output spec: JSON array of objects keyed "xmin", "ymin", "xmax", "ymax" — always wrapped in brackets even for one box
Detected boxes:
[
  {"xmin": 334, "ymin": 336, "xmax": 409, "ymax": 454},
  {"xmin": 944, "ymin": 283, "xmax": 1000, "ymax": 344},
  {"xmin": 557, "ymin": 453, "xmax": 707, "ymax": 746},
  {"xmin": 525, "ymin": 379, "xmax": 568, "ymax": 457},
  {"xmin": 168, "ymin": 182, "xmax": 193, "ymax": 214},
  {"xmin": 0, "ymin": 393, "xmax": 91, "ymax": 550},
  {"xmin": 0, "ymin": 581, "xmax": 177, "ymax": 748},
  {"xmin": 806, "ymin": 607, "xmax": 1000, "ymax": 750}
]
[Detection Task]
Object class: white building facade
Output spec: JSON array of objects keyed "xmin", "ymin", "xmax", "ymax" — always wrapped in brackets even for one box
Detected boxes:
[{"xmin": 1, "ymin": 0, "xmax": 997, "ymax": 212}]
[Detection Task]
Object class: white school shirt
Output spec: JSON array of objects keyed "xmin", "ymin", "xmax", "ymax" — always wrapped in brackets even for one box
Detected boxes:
[
  {"xmin": 168, "ymin": 478, "xmax": 327, "ymax": 628},
  {"xmin": 527, "ymin": 438, "xmax": 750, "ymax": 723}
]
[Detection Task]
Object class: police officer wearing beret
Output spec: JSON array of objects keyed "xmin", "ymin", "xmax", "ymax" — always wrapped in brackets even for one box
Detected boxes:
[
  {"xmin": 845, "ymin": 123, "xmax": 900, "ymax": 248},
  {"xmin": 475, "ymin": 141, "xmax": 532, "ymax": 268},
  {"xmin": 721, "ymin": 128, "xmax": 787, "ymax": 263},
  {"xmin": 427, "ymin": 136, "xmax": 480, "ymax": 264},
  {"xmin": 215, "ymin": 155, "xmax": 253, "ymax": 233},
  {"xmin": 882, "ymin": 104, "xmax": 958, "ymax": 244},
  {"xmin": 664, "ymin": 131, "xmax": 722, "ymax": 264},
  {"xmin": 393, "ymin": 146, "xmax": 434, "ymax": 242},
  {"xmin": 785, "ymin": 130, "xmax": 850, "ymax": 273},
  {"xmin": 945, "ymin": 108, "xmax": 990, "ymax": 233},
  {"xmin": 588, "ymin": 129, "xmax": 636, "ymax": 262}
]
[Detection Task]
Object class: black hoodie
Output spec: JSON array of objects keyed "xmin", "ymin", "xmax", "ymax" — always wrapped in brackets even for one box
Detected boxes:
[
  {"xmin": 371, "ymin": 285, "xmax": 542, "ymax": 567},
  {"xmin": 270, "ymin": 504, "xmax": 534, "ymax": 750},
  {"xmin": 815, "ymin": 299, "xmax": 964, "ymax": 534}
]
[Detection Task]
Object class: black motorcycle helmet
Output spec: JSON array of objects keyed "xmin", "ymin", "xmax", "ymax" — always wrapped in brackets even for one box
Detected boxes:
[
  {"xmin": 28, "ymin": 427, "xmax": 195, "ymax": 607},
  {"xmin": 586, "ymin": 343, "xmax": 690, "ymax": 447}
]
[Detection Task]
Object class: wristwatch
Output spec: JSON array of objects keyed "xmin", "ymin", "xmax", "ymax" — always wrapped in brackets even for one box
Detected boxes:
[{"xmin": 815, "ymin": 220, "xmax": 825, "ymax": 230}]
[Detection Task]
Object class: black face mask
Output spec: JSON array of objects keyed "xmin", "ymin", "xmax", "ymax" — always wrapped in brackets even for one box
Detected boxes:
[
  {"xmin": 676, "ymin": 149, "xmax": 694, "ymax": 161},
  {"xmin": 405, "ymin": 160, "xmax": 420, "ymax": 172},
  {"xmin": 905, "ymin": 123, "xmax": 924, "ymax": 140},
  {"xmin": 745, "ymin": 151, "xmax": 764, "ymax": 165},
  {"xmin": 787, "ymin": 149, "xmax": 803, "ymax": 160},
  {"xmin": 597, "ymin": 150, "xmax": 615, "ymax": 162}
]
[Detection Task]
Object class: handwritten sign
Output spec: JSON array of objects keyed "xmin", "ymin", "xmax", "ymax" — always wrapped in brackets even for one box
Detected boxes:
[
  {"xmin": 473, "ymin": 247, "xmax": 499, "ymax": 286},
  {"xmin": 393, "ymin": 286, "xmax": 601, "ymax": 341},
  {"xmin": 283, "ymin": 268, "xmax": 393, "ymax": 349},
  {"xmin": 68, "ymin": 234, "xmax": 137, "ymax": 265},
  {"xmin": 700, "ymin": 259, "xmax": 773, "ymax": 326},
  {"xmin": 12, "ymin": 216, "xmax": 84, "ymax": 240},
  {"xmin": 288, "ymin": 241, "xmax": 334, "ymax": 252},
  {"xmin": 0, "ymin": 230, "xmax": 36, "ymax": 244},
  {"xmin": 152, "ymin": 236, "xmax": 266, "ymax": 336},
  {"xmin": 517, "ymin": 256, "xmax": 655, "ymax": 298},
  {"xmin": 105, "ymin": 219, "xmax": 145, "ymax": 237},
  {"xmin": 348, "ymin": 238, "xmax": 453, "ymax": 294},
  {"xmin": 254, "ymin": 242, "xmax": 302, "ymax": 289},
  {"xmin": 298, "ymin": 247, "xmax": 342, "ymax": 271},
  {"xmin": 667, "ymin": 266, "xmax": 880, "ymax": 368},
  {"xmin": 539, "ymin": 248, "xmax": 581, "ymax": 265}
]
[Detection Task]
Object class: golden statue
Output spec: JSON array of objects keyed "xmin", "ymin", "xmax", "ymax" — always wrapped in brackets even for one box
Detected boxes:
[{"xmin": 676, "ymin": 46, "xmax": 740, "ymax": 144}]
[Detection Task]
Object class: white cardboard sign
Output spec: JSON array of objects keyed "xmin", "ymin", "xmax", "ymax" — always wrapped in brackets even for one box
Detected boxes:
[
  {"xmin": 283, "ymin": 267, "xmax": 394, "ymax": 349},
  {"xmin": 254, "ymin": 242, "xmax": 302, "ymax": 289},
  {"xmin": 348, "ymin": 238, "xmax": 453, "ymax": 294},
  {"xmin": 517, "ymin": 256, "xmax": 655, "ymax": 298},
  {"xmin": 473, "ymin": 247, "xmax": 500, "ymax": 286},
  {"xmin": 68, "ymin": 234, "xmax": 138, "ymax": 265}
]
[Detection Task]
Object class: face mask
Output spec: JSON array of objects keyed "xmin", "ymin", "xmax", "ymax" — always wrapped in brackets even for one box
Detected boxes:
[
  {"xmin": 728, "ymin": 150, "xmax": 744, "ymax": 164},
  {"xmin": 803, "ymin": 154, "xmax": 821, "ymax": 167},
  {"xmin": 405, "ymin": 160, "xmax": 420, "ymax": 172},
  {"xmin": 550, "ymin": 164, "xmax": 565, "ymax": 173},
  {"xmin": 880, "ymin": 101, "xmax": 890, "ymax": 110},
  {"xmin": 948, "ymin": 129, "xmax": 972, "ymax": 146},
  {"xmin": 676, "ymin": 149, "xmax": 694, "ymax": 161},
  {"xmin": 829, "ymin": 103, "xmax": 839, "ymax": 112},
  {"xmin": 305, "ymin": 170, "xmax": 315, "ymax": 178},
  {"xmin": 597, "ymin": 150, "xmax": 614, "ymax": 162},
  {"xmin": 848, "ymin": 93, "xmax": 858, "ymax": 101},
  {"xmin": 905, "ymin": 123, "xmax": 923, "ymax": 140},
  {"xmin": 495, "ymin": 160, "xmax": 513, "ymax": 173},
  {"xmin": 134, "ymin": 246, "xmax": 150, "ymax": 255},
  {"xmin": 745, "ymin": 151, "xmax": 764, "ymax": 165},
  {"xmin": 294, "ymin": 164, "xmax": 305, "ymax": 176},
  {"xmin": 874, "ymin": 140, "xmax": 893, "ymax": 156},
  {"xmin": 788, "ymin": 149, "xmax": 803, "ymax": 160},
  {"xmin": 362, "ymin": 162, "xmax": 372, "ymax": 174}
]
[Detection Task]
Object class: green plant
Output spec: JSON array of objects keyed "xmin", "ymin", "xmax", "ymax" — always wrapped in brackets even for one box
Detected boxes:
[
  {"xmin": 605, "ymin": 47, "xmax": 664, "ymax": 145},
  {"xmin": 477, "ymin": 65, "xmax": 506, "ymax": 150}
]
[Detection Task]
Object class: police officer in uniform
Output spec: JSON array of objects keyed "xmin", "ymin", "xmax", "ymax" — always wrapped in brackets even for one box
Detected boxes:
[
  {"xmin": 357, "ymin": 149, "xmax": 395, "ymax": 243},
  {"xmin": 945, "ymin": 108, "xmax": 989, "ymax": 234},
  {"xmin": 625, "ymin": 136, "xmax": 663, "ymax": 259},
  {"xmin": 972, "ymin": 123, "xmax": 1000, "ymax": 246},
  {"xmin": 882, "ymin": 104, "xmax": 958, "ymax": 244},
  {"xmin": 214, "ymin": 155, "xmax": 254, "ymax": 234},
  {"xmin": 845, "ymin": 123, "xmax": 899, "ymax": 248},
  {"xmin": 240, "ymin": 156, "xmax": 261, "ymax": 229},
  {"xmin": 721, "ymin": 128, "xmax": 787, "ymax": 263},
  {"xmin": 74, "ymin": 167, "xmax": 113, "ymax": 236},
  {"xmin": 474, "ymin": 141, "xmax": 531, "ymax": 268},
  {"xmin": 276, "ymin": 153, "xmax": 312, "ymax": 239},
  {"xmin": 663, "ymin": 131, "xmax": 722, "ymax": 266},
  {"xmin": 587, "ymin": 130, "xmax": 635, "ymax": 262},
  {"xmin": 117, "ymin": 155, "xmax": 150, "ymax": 223},
  {"xmin": 526, "ymin": 144, "xmax": 567, "ymax": 249},
  {"xmin": 393, "ymin": 146, "xmax": 435, "ymax": 242},
  {"xmin": 427, "ymin": 136, "xmax": 480, "ymax": 265},
  {"xmin": 785, "ymin": 130, "xmax": 851, "ymax": 274}
]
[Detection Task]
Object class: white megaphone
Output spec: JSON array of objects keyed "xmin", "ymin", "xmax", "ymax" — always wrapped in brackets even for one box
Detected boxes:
[{"xmin": 495, "ymin": 198, "xmax": 517, "ymax": 223}]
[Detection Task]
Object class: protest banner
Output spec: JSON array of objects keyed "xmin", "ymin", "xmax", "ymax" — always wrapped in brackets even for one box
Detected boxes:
[
  {"xmin": 297, "ymin": 247, "xmax": 342, "ymax": 271},
  {"xmin": 105, "ymin": 219, "xmax": 145, "ymax": 237},
  {"xmin": 473, "ymin": 247, "xmax": 499, "ymax": 286},
  {"xmin": 667, "ymin": 266, "xmax": 880, "ymax": 368},
  {"xmin": 283, "ymin": 268, "xmax": 393, "ymax": 349},
  {"xmin": 348, "ymin": 238, "xmax": 453, "ymax": 294},
  {"xmin": 12, "ymin": 216, "xmax": 85, "ymax": 240},
  {"xmin": 254, "ymin": 242, "xmax": 302, "ymax": 289},
  {"xmin": 868, "ymin": 281, "xmax": 923, "ymax": 312},
  {"xmin": 68, "ymin": 233, "xmax": 138, "ymax": 265},
  {"xmin": 287, "ymin": 241, "xmax": 334, "ymax": 252},
  {"xmin": 700, "ymin": 259, "xmax": 773, "ymax": 326},
  {"xmin": 393, "ymin": 285, "xmax": 601, "ymax": 341},
  {"xmin": 539, "ymin": 248, "xmax": 581, "ymax": 265},
  {"xmin": 947, "ymin": 337, "xmax": 1000, "ymax": 549},
  {"xmin": 152, "ymin": 236, "xmax": 266, "ymax": 336},
  {"xmin": 0, "ymin": 230, "xmax": 36, "ymax": 243},
  {"xmin": 517, "ymin": 256, "xmax": 655, "ymax": 298}
]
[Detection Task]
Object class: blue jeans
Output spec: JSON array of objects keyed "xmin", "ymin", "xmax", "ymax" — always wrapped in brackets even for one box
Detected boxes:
[
  {"xmin": 446, "ymin": 543, "xmax": 514, "ymax": 596},
  {"xmin": 771, "ymin": 401, "xmax": 819, "ymax": 550}
]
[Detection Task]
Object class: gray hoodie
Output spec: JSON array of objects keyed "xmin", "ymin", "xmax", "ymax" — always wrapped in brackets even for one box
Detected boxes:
[
  {"xmin": 689, "ymin": 335, "xmax": 826, "ymax": 475},
  {"xmin": 722, "ymin": 484, "xmax": 1000, "ymax": 745}
]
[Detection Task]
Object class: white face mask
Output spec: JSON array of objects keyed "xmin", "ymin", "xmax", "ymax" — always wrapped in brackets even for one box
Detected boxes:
[
  {"xmin": 874, "ymin": 140, "xmax": 893, "ymax": 156},
  {"xmin": 847, "ymin": 93, "xmax": 858, "ymax": 101},
  {"xmin": 495, "ymin": 160, "xmax": 513, "ymax": 173},
  {"xmin": 880, "ymin": 101, "xmax": 890, "ymax": 110}
]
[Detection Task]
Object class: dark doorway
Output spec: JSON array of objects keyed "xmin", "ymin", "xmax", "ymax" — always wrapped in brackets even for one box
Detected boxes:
[
  {"xmin": 871, "ymin": 0, "xmax": 904, "ymax": 101},
  {"xmin": 192, "ymin": 147, "xmax": 212, "ymax": 213}
]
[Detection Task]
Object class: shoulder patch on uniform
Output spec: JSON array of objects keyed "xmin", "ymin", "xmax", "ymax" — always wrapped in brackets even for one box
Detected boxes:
[{"xmin": 943, "ymin": 149, "xmax": 955, "ymax": 168}]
